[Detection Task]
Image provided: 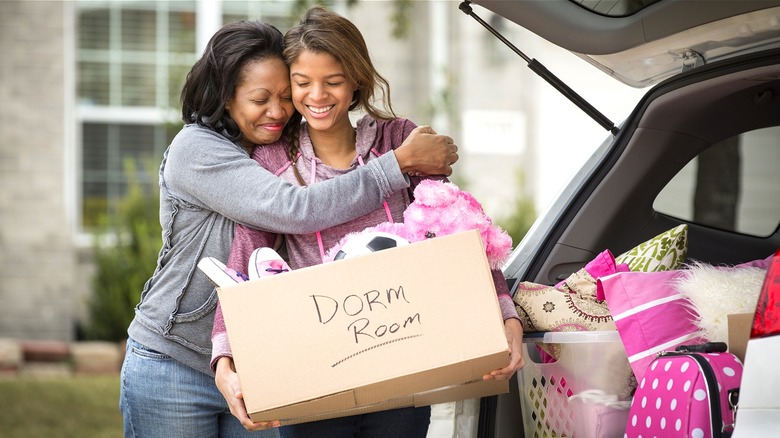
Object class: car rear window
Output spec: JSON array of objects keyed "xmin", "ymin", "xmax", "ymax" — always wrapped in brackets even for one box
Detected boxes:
[{"xmin": 654, "ymin": 126, "xmax": 780, "ymax": 237}]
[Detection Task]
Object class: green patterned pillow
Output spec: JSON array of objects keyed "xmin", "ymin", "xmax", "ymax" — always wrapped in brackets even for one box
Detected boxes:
[{"xmin": 615, "ymin": 224, "xmax": 688, "ymax": 272}]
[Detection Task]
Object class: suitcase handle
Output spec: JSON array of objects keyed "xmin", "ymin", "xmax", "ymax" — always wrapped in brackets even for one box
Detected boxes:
[{"xmin": 675, "ymin": 342, "xmax": 728, "ymax": 353}]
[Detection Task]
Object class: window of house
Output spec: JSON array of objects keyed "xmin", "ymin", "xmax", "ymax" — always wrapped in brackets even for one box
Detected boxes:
[
  {"xmin": 222, "ymin": 1, "xmax": 290, "ymax": 30},
  {"xmin": 76, "ymin": 0, "xmax": 292, "ymax": 230},
  {"xmin": 654, "ymin": 126, "xmax": 780, "ymax": 236}
]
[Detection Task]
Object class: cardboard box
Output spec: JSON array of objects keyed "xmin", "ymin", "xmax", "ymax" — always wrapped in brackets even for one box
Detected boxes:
[
  {"xmin": 728, "ymin": 312, "xmax": 754, "ymax": 362},
  {"xmin": 217, "ymin": 230, "xmax": 510, "ymax": 424}
]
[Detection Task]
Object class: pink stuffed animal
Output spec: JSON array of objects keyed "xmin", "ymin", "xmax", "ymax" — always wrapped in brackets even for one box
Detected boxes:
[{"xmin": 325, "ymin": 180, "xmax": 513, "ymax": 270}]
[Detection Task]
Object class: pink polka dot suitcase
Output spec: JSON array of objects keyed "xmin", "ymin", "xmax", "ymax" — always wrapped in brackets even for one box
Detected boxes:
[{"xmin": 625, "ymin": 343, "xmax": 743, "ymax": 438}]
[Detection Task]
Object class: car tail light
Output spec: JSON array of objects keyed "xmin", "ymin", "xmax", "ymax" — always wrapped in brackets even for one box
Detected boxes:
[{"xmin": 750, "ymin": 248, "xmax": 780, "ymax": 339}]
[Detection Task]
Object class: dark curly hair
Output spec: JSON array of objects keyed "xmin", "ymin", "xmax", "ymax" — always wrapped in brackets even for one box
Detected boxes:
[{"xmin": 180, "ymin": 20, "xmax": 301, "ymax": 144}]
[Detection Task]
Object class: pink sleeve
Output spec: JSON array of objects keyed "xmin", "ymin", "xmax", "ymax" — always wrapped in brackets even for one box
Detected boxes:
[
  {"xmin": 227, "ymin": 223, "xmax": 278, "ymax": 273},
  {"xmin": 211, "ymin": 301, "xmax": 232, "ymax": 373},
  {"xmin": 492, "ymin": 269, "xmax": 520, "ymax": 322}
]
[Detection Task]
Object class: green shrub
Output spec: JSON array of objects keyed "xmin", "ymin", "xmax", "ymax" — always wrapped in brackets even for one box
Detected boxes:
[{"xmin": 85, "ymin": 158, "xmax": 161, "ymax": 342}]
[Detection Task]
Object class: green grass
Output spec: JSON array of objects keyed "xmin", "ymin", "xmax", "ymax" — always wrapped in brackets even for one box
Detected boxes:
[{"xmin": 0, "ymin": 375, "xmax": 123, "ymax": 438}]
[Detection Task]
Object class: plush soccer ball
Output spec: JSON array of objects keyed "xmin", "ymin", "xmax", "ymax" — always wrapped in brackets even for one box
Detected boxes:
[
  {"xmin": 326, "ymin": 180, "xmax": 512, "ymax": 270},
  {"xmin": 332, "ymin": 231, "xmax": 410, "ymax": 260}
]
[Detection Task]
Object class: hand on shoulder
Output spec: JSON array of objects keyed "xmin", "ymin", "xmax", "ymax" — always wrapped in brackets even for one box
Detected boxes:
[{"xmin": 395, "ymin": 125, "xmax": 459, "ymax": 176}]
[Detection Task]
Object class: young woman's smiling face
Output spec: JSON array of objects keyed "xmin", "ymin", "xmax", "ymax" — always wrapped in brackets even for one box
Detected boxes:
[
  {"xmin": 290, "ymin": 50, "xmax": 357, "ymax": 133},
  {"xmin": 225, "ymin": 57, "xmax": 294, "ymax": 148}
]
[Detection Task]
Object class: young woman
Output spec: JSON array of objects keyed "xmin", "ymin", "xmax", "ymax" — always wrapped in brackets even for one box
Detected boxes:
[
  {"xmin": 211, "ymin": 7, "xmax": 524, "ymax": 436},
  {"xmin": 119, "ymin": 19, "xmax": 458, "ymax": 438}
]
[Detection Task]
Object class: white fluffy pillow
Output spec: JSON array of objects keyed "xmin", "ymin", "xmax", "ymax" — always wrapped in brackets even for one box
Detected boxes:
[{"xmin": 674, "ymin": 262, "xmax": 765, "ymax": 342}]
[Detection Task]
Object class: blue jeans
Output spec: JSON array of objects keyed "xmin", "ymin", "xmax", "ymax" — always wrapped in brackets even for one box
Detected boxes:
[
  {"xmin": 280, "ymin": 406, "xmax": 431, "ymax": 438},
  {"xmin": 120, "ymin": 338, "xmax": 280, "ymax": 438}
]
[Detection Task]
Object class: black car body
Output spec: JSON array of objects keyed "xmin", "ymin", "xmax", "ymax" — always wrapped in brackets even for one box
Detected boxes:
[{"xmin": 461, "ymin": 1, "xmax": 780, "ymax": 436}]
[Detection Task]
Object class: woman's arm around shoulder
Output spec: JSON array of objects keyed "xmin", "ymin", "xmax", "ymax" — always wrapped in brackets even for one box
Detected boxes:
[
  {"xmin": 394, "ymin": 125, "xmax": 458, "ymax": 176},
  {"xmin": 166, "ymin": 124, "xmax": 456, "ymax": 234},
  {"xmin": 165, "ymin": 125, "xmax": 404, "ymax": 234}
]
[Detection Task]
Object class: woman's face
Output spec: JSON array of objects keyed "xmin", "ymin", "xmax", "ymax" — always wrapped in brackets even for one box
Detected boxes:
[
  {"xmin": 289, "ymin": 50, "xmax": 357, "ymax": 133},
  {"xmin": 225, "ymin": 57, "xmax": 294, "ymax": 147}
]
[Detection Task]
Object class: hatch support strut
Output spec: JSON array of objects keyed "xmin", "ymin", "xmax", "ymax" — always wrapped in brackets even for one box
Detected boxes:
[{"xmin": 459, "ymin": 1, "xmax": 620, "ymax": 135}]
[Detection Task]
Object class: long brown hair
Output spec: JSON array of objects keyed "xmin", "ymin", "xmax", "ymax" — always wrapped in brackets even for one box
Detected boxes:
[{"xmin": 283, "ymin": 6, "xmax": 395, "ymax": 176}]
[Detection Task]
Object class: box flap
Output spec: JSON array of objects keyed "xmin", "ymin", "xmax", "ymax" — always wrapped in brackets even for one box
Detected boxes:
[
  {"xmin": 274, "ymin": 379, "xmax": 509, "ymax": 425},
  {"xmin": 414, "ymin": 379, "xmax": 508, "ymax": 407}
]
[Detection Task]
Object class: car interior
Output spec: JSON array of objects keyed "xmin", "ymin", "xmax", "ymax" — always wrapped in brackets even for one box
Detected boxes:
[
  {"xmin": 521, "ymin": 53, "xmax": 780, "ymax": 285},
  {"xmin": 487, "ymin": 45, "xmax": 780, "ymax": 438},
  {"xmin": 463, "ymin": 1, "xmax": 780, "ymax": 436}
]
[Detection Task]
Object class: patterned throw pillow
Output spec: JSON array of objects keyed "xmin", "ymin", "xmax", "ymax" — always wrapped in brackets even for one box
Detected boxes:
[
  {"xmin": 513, "ymin": 280, "xmax": 615, "ymax": 333},
  {"xmin": 513, "ymin": 250, "xmax": 625, "ymax": 333},
  {"xmin": 615, "ymin": 224, "xmax": 688, "ymax": 272},
  {"xmin": 514, "ymin": 277, "xmax": 617, "ymax": 363}
]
